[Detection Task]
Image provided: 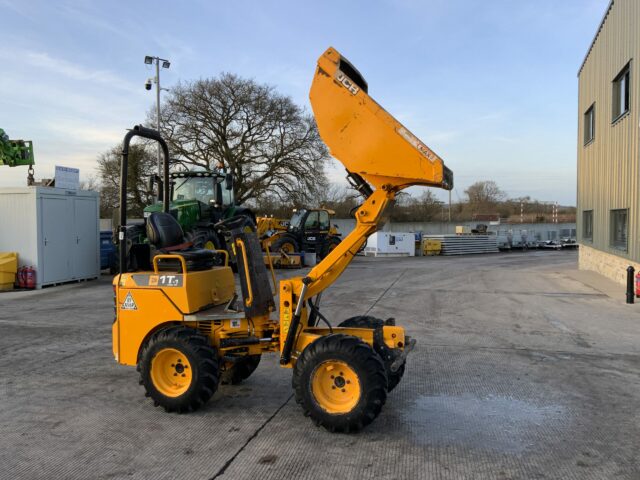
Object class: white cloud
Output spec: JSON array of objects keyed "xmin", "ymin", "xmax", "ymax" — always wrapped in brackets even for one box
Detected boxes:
[
  {"xmin": 0, "ymin": 49, "xmax": 138, "ymax": 92},
  {"xmin": 45, "ymin": 121, "xmax": 124, "ymax": 146}
]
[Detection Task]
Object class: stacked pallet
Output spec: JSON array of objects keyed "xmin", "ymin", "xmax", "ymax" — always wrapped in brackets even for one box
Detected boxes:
[{"xmin": 422, "ymin": 234, "xmax": 499, "ymax": 256}]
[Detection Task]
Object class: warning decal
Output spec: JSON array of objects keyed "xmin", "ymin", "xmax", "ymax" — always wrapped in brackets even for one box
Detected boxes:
[{"xmin": 121, "ymin": 292, "xmax": 137, "ymax": 310}]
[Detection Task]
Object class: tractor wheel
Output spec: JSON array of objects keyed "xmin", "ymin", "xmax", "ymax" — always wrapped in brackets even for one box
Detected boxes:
[
  {"xmin": 270, "ymin": 236, "xmax": 298, "ymax": 254},
  {"xmin": 292, "ymin": 334, "xmax": 387, "ymax": 433},
  {"xmin": 338, "ymin": 316, "xmax": 405, "ymax": 392},
  {"xmin": 201, "ymin": 234, "xmax": 220, "ymax": 251},
  {"xmin": 186, "ymin": 230, "xmax": 220, "ymax": 251},
  {"xmin": 200, "ymin": 232, "xmax": 227, "ymax": 267},
  {"xmin": 320, "ymin": 237, "xmax": 341, "ymax": 259},
  {"xmin": 138, "ymin": 326, "xmax": 219, "ymax": 413},
  {"xmin": 221, "ymin": 355, "xmax": 261, "ymax": 385},
  {"xmin": 186, "ymin": 230, "xmax": 227, "ymax": 267}
]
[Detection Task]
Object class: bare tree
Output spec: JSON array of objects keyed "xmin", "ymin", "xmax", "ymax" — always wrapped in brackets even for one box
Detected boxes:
[
  {"xmin": 317, "ymin": 184, "xmax": 361, "ymax": 218},
  {"xmin": 79, "ymin": 175, "xmax": 100, "ymax": 192},
  {"xmin": 464, "ymin": 181, "xmax": 505, "ymax": 213},
  {"xmin": 96, "ymin": 143, "xmax": 156, "ymax": 218},
  {"xmin": 154, "ymin": 73, "xmax": 329, "ymax": 205},
  {"xmin": 414, "ymin": 190, "xmax": 443, "ymax": 221},
  {"xmin": 389, "ymin": 190, "xmax": 442, "ymax": 222}
]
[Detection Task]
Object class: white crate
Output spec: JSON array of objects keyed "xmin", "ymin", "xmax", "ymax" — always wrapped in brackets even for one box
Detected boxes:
[{"xmin": 364, "ymin": 232, "xmax": 415, "ymax": 257}]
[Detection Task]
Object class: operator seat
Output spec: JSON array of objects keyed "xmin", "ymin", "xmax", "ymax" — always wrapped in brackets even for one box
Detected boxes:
[{"xmin": 146, "ymin": 212, "xmax": 216, "ymax": 272}]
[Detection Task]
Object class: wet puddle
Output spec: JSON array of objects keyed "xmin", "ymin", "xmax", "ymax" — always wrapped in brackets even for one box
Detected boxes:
[{"xmin": 403, "ymin": 394, "xmax": 567, "ymax": 453}]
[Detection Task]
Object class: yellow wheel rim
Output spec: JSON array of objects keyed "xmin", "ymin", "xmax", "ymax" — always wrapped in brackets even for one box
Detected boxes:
[
  {"xmin": 203, "ymin": 240, "xmax": 216, "ymax": 250},
  {"xmin": 311, "ymin": 360, "xmax": 361, "ymax": 414},
  {"xmin": 280, "ymin": 242, "xmax": 295, "ymax": 254},
  {"xmin": 150, "ymin": 348, "xmax": 193, "ymax": 397}
]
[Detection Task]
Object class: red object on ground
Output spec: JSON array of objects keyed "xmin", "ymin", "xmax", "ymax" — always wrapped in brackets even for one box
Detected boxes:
[
  {"xmin": 25, "ymin": 266, "xmax": 36, "ymax": 289},
  {"xmin": 635, "ymin": 272, "xmax": 640, "ymax": 298},
  {"xmin": 17, "ymin": 266, "xmax": 26, "ymax": 288}
]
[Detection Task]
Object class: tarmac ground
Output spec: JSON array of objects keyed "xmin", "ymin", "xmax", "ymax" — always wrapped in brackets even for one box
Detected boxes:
[{"xmin": 1, "ymin": 250, "xmax": 639, "ymax": 479}]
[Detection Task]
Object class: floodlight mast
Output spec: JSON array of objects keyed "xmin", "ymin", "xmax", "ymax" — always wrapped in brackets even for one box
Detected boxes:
[{"xmin": 143, "ymin": 55, "xmax": 171, "ymax": 178}]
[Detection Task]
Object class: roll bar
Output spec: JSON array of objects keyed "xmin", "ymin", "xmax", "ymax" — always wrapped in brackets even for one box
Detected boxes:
[{"xmin": 119, "ymin": 125, "xmax": 170, "ymax": 274}]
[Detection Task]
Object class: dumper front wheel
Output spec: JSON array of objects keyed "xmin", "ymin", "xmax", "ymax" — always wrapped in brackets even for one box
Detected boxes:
[
  {"xmin": 338, "ymin": 316, "xmax": 406, "ymax": 392},
  {"xmin": 139, "ymin": 326, "xmax": 219, "ymax": 413},
  {"xmin": 292, "ymin": 334, "xmax": 387, "ymax": 433}
]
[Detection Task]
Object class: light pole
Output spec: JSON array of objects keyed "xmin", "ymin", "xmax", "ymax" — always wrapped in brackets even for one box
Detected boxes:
[{"xmin": 144, "ymin": 55, "xmax": 170, "ymax": 177}]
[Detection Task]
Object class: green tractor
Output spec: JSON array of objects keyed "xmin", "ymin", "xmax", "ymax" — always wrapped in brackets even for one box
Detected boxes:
[{"xmin": 141, "ymin": 170, "xmax": 255, "ymax": 260}]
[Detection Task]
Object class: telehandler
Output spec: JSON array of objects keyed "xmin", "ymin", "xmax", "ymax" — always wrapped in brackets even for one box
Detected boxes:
[
  {"xmin": 0, "ymin": 128, "xmax": 35, "ymax": 185},
  {"xmin": 112, "ymin": 47, "xmax": 453, "ymax": 432},
  {"xmin": 261, "ymin": 208, "xmax": 341, "ymax": 256},
  {"xmin": 258, "ymin": 208, "xmax": 342, "ymax": 268}
]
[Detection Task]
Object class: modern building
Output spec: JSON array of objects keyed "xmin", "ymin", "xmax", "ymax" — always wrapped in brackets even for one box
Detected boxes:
[{"xmin": 577, "ymin": 0, "xmax": 640, "ymax": 284}]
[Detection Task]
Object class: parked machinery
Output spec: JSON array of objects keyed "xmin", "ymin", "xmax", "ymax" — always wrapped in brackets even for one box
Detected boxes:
[
  {"xmin": 0, "ymin": 128, "xmax": 35, "ymax": 185},
  {"xmin": 112, "ymin": 47, "xmax": 453, "ymax": 432},
  {"xmin": 256, "ymin": 215, "xmax": 290, "ymax": 239},
  {"xmin": 118, "ymin": 170, "xmax": 255, "ymax": 272},
  {"xmin": 258, "ymin": 208, "xmax": 342, "ymax": 267}
]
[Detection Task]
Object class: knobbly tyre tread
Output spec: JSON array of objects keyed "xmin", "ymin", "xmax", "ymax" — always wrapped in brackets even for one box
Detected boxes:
[
  {"xmin": 221, "ymin": 354, "xmax": 261, "ymax": 385},
  {"xmin": 138, "ymin": 326, "xmax": 219, "ymax": 413},
  {"xmin": 292, "ymin": 334, "xmax": 387, "ymax": 433},
  {"xmin": 270, "ymin": 235, "xmax": 299, "ymax": 253},
  {"xmin": 319, "ymin": 236, "xmax": 341, "ymax": 259},
  {"xmin": 338, "ymin": 316, "xmax": 406, "ymax": 392}
]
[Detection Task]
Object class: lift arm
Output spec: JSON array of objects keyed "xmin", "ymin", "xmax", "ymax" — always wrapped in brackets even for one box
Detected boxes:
[
  {"xmin": 278, "ymin": 47, "xmax": 454, "ymax": 365},
  {"xmin": 295, "ymin": 47, "xmax": 453, "ymax": 300}
]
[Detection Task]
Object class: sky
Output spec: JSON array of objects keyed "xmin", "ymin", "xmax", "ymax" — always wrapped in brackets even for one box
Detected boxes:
[{"xmin": 0, "ymin": 0, "xmax": 609, "ymax": 205}]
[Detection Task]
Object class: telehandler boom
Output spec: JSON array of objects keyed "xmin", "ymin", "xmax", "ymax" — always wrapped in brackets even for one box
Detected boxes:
[
  {"xmin": 112, "ymin": 47, "xmax": 453, "ymax": 432},
  {"xmin": 0, "ymin": 128, "xmax": 35, "ymax": 185}
]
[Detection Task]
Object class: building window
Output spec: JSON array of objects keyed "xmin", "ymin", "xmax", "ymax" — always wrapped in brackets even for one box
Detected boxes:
[
  {"xmin": 584, "ymin": 104, "xmax": 595, "ymax": 144},
  {"xmin": 612, "ymin": 63, "xmax": 630, "ymax": 121},
  {"xmin": 583, "ymin": 210, "xmax": 593, "ymax": 241},
  {"xmin": 610, "ymin": 209, "xmax": 628, "ymax": 250}
]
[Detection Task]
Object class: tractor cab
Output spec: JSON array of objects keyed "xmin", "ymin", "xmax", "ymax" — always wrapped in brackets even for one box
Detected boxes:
[
  {"xmin": 145, "ymin": 171, "xmax": 236, "ymax": 230},
  {"xmin": 172, "ymin": 171, "xmax": 234, "ymax": 210}
]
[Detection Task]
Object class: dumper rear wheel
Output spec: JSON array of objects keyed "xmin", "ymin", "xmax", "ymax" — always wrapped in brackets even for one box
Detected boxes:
[
  {"xmin": 139, "ymin": 326, "xmax": 219, "ymax": 413},
  {"xmin": 292, "ymin": 334, "xmax": 387, "ymax": 433},
  {"xmin": 338, "ymin": 316, "xmax": 405, "ymax": 392}
]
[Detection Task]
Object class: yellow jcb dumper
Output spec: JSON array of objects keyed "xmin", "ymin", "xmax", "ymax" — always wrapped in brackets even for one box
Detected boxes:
[{"xmin": 112, "ymin": 47, "xmax": 453, "ymax": 432}]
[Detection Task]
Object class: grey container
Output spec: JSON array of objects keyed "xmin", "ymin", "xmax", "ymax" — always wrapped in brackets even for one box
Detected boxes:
[{"xmin": 0, "ymin": 187, "xmax": 100, "ymax": 288}]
